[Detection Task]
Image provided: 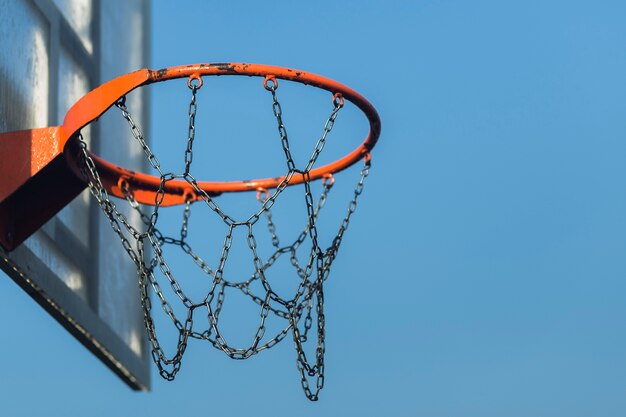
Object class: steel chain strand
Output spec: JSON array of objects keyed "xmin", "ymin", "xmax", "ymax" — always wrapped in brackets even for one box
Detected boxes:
[
  {"xmin": 141, "ymin": 246, "xmax": 191, "ymax": 345},
  {"xmin": 117, "ymin": 98, "xmax": 201, "ymax": 373},
  {"xmin": 255, "ymin": 177, "xmax": 333, "ymax": 291},
  {"xmin": 265, "ymin": 78, "xmax": 296, "ymax": 172},
  {"xmin": 204, "ymin": 289, "xmax": 273, "ymax": 359},
  {"xmin": 245, "ymin": 223, "xmax": 285, "ymax": 306},
  {"xmin": 199, "ymin": 224, "xmax": 274, "ymax": 359},
  {"xmin": 239, "ymin": 77, "xmax": 304, "ymax": 227},
  {"xmin": 260, "ymin": 199, "xmax": 280, "ymax": 248},
  {"xmin": 286, "ymin": 171, "xmax": 325, "ymax": 392},
  {"xmin": 256, "ymin": 189, "xmax": 281, "ymax": 248},
  {"xmin": 247, "ymin": 177, "xmax": 330, "ymax": 309},
  {"xmin": 180, "ymin": 197, "xmax": 192, "ymax": 241},
  {"xmin": 230, "ymin": 247, "xmax": 294, "ymax": 318},
  {"xmin": 184, "ymin": 83, "xmax": 199, "ymax": 174},
  {"xmin": 314, "ymin": 265, "xmax": 326, "ymax": 377},
  {"xmin": 191, "ymin": 283, "xmax": 314, "ymax": 356},
  {"xmin": 191, "ymin": 310, "xmax": 296, "ymax": 355},
  {"xmin": 144, "ymin": 179, "xmax": 204, "ymax": 311},
  {"xmin": 325, "ymin": 154, "xmax": 372, "ymax": 265},
  {"xmin": 249, "ymin": 299, "xmax": 315, "ymax": 354},
  {"xmin": 145, "ymin": 246, "xmax": 196, "ymax": 372},
  {"xmin": 191, "ymin": 283, "xmax": 225, "ymax": 343},
  {"xmin": 266, "ymin": 209, "xmax": 280, "ymax": 247},
  {"xmin": 145, "ymin": 262, "xmax": 184, "ymax": 332},
  {"xmin": 244, "ymin": 223, "xmax": 275, "ymax": 344},
  {"xmin": 116, "ymin": 97, "xmax": 164, "ymax": 176},
  {"xmin": 290, "ymin": 268, "xmax": 323, "ymax": 373},
  {"xmin": 180, "ymin": 240, "xmax": 217, "ymax": 277},
  {"xmin": 185, "ymin": 175, "xmax": 236, "ymax": 225},
  {"xmin": 76, "ymin": 135, "xmax": 141, "ymax": 266},
  {"xmin": 78, "ymin": 133, "xmax": 192, "ymax": 377},
  {"xmin": 287, "ymin": 100, "xmax": 343, "ymax": 308},
  {"xmin": 288, "ymin": 172, "xmax": 323, "ymax": 311},
  {"xmin": 300, "ymin": 299, "xmax": 314, "ymax": 342},
  {"xmin": 152, "ymin": 83, "xmax": 235, "ymax": 355},
  {"xmin": 293, "ymin": 176, "xmax": 334, "ymax": 249},
  {"xmin": 121, "ymin": 184, "xmax": 152, "ymax": 227},
  {"xmin": 136, "ymin": 257, "xmax": 181, "ymax": 378},
  {"xmin": 200, "ymin": 226, "xmax": 256, "ymax": 357},
  {"xmin": 235, "ymin": 88, "xmax": 340, "ymax": 394},
  {"xmin": 117, "ymin": 87, "xmax": 233, "ymax": 227},
  {"xmin": 293, "ymin": 156, "xmax": 372, "ymax": 399},
  {"xmin": 214, "ymin": 283, "xmax": 226, "ymax": 323},
  {"xmin": 303, "ymin": 94, "xmax": 344, "ymax": 173},
  {"xmin": 232, "ymin": 244, "xmax": 290, "ymax": 290},
  {"xmin": 80, "ymin": 137, "xmax": 174, "ymax": 368},
  {"xmin": 291, "ymin": 174, "xmax": 330, "ymax": 400},
  {"xmin": 227, "ymin": 79, "xmax": 307, "ymax": 309},
  {"xmin": 289, "ymin": 178, "xmax": 334, "ymax": 289},
  {"xmin": 292, "ymin": 271, "xmax": 325, "ymax": 401},
  {"xmin": 146, "ymin": 222, "xmax": 194, "ymax": 309},
  {"xmin": 137, "ymin": 242, "xmax": 191, "ymax": 378},
  {"xmin": 100, "ymin": 183, "xmax": 145, "ymax": 242},
  {"xmin": 305, "ymin": 279, "xmax": 327, "ymax": 398},
  {"xmin": 234, "ymin": 285, "xmax": 314, "ymax": 332}
]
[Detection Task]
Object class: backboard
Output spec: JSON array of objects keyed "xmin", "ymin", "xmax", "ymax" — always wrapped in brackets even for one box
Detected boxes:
[{"xmin": 0, "ymin": 0, "xmax": 151, "ymax": 390}]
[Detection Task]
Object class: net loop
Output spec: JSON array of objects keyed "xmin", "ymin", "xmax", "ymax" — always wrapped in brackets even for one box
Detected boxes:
[
  {"xmin": 187, "ymin": 74, "xmax": 203, "ymax": 90},
  {"xmin": 256, "ymin": 187, "xmax": 270, "ymax": 203},
  {"xmin": 333, "ymin": 92, "xmax": 344, "ymax": 108},
  {"xmin": 263, "ymin": 75, "xmax": 278, "ymax": 91},
  {"xmin": 116, "ymin": 95, "xmax": 127, "ymax": 107},
  {"xmin": 118, "ymin": 177, "xmax": 131, "ymax": 196},
  {"xmin": 322, "ymin": 173, "xmax": 335, "ymax": 188},
  {"xmin": 183, "ymin": 188, "xmax": 196, "ymax": 202}
]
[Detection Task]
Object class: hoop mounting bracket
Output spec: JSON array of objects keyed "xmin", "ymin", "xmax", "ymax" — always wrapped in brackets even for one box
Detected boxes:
[{"xmin": 0, "ymin": 126, "xmax": 86, "ymax": 251}]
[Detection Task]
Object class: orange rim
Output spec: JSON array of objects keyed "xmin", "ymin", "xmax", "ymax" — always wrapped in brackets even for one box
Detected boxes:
[{"xmin": 62, "ymin": 63, "xmax": 381, "ymax": 206}]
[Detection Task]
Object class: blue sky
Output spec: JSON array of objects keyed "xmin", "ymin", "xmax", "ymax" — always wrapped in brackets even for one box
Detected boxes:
[{"xmin": 3, "ymin": 1, "xmax": 626, "ymax": 416}]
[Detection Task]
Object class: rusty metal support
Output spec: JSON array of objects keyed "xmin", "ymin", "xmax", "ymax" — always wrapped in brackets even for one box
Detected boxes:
[{"xmin": 0, "ymin": 127, "xmax": 86, "ymax": 250}]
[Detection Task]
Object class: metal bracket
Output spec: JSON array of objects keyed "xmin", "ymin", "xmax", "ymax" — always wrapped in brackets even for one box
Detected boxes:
[{"xmin": 0, "ymin": 127, "xmax": 86, "ymax": 250}]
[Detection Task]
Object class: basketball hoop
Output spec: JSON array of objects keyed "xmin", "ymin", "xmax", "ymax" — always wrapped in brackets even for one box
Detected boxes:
[
  {"xmin": 66, "ymin": 63, "xmax": 380, "ymax": 206},
  {"xmin": 0, "ymin": 63, "xmax": 381, "ymax": 400}
]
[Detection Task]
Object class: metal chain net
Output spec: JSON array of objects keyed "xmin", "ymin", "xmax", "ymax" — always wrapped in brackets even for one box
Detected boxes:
[{"xmin": 75, "ymin": 76, "xmax": 372, "ymax": 401}]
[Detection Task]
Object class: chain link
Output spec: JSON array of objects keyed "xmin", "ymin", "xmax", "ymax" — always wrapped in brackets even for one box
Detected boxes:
[{"xmin": 76, "ymin": 76, "xmax": 372, "ymax": 401}]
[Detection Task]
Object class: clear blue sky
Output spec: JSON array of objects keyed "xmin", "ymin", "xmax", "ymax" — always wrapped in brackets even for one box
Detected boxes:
[{"xmin": 3, "ymin": 0, "xmax": 626, "ymax": 416}]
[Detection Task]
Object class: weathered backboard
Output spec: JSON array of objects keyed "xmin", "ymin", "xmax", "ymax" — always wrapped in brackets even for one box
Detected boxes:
[{"xmin": 0, "ymin": 0, "xmax": 151, "ymax": 390}]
